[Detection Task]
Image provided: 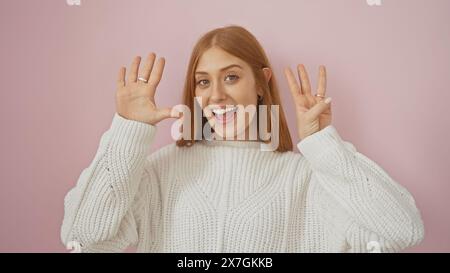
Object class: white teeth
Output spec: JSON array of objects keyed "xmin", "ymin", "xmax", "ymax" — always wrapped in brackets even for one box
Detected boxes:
[{"xmin": 211, "ymin": 106, "xmax": 237, "ymax": 115}]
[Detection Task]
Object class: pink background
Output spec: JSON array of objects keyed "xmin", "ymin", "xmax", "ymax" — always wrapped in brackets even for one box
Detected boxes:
[{"xmin": 0, "ymin": 0, "xmax": 449, "ymax": 252}]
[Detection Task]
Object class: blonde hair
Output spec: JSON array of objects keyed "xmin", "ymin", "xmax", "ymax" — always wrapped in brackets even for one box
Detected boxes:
[{"xmin": 176, "ymin": 25, "xmax": 293, "ymax": 152}]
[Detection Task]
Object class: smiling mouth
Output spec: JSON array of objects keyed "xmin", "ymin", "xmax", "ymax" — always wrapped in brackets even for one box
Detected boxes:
[{"xmin": 211, "ymin": 106, "xmax": 238, "ymax": 124}]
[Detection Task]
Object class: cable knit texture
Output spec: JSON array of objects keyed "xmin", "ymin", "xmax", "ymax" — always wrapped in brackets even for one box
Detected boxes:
[{"xmin": 61, "ymin": 113, "xmax": 424, "ymax": 253}]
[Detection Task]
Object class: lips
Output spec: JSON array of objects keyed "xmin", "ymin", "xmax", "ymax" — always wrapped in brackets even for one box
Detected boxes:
[{"xmin": 211, "ymin": 106, "xmax": 238, "ymax": 124}]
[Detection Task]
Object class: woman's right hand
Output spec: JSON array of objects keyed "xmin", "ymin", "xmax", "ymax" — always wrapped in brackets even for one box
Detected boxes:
[{"xmin": 116, "ymin": 53, "xmax": 179, "ymax": 126}]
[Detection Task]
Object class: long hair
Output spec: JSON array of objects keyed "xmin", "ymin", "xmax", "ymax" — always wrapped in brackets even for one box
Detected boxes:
[{"xmin": 176, "ymin": 25, "xmax": 293, "ymax": 152}]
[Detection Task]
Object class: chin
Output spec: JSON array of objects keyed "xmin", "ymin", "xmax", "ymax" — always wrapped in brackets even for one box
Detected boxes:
[{"xmin": 205, "ymin": 115, "xmax": 253, "ymax": 140}]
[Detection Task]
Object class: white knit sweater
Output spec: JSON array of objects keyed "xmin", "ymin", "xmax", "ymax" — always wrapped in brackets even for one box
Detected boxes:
[{"xmin": 61, "ymin": 113, "xmax": 424, "ymax": 253}]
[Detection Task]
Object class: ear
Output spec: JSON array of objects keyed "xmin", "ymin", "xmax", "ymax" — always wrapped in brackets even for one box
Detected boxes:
[
  {"xmin": 262, "ymin": 67, "xmax": 272, "ymax": 83},
  {"xmin": 257, "ymin": 67, "xmax": 272, "ymax": 97}
]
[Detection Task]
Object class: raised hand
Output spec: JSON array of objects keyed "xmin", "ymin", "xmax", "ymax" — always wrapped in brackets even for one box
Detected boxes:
[
  {"xmin": 284, "ymin": 64, "xmax": 332, "ymax": 141},
  {"xmin": 116, "ymin": 53, "xmax": 179, "ymax": 126}
]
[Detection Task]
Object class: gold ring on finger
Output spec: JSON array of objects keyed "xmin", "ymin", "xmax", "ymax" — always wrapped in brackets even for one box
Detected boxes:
[
  {"xmin": 315, "ymin": 94, "xmax": 325, "ymax": 99},
  {"xmin": 138, "ymin": 77, "xmax": 148, "ymax": 83}
]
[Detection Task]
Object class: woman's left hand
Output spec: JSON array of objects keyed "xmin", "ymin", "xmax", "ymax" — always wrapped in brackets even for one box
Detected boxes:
[{"xmin": 284, "ymin": 64, "xmax": 333, "ymax": 141}]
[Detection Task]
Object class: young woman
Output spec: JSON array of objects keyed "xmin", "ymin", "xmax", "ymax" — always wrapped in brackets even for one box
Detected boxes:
[{"xmin": 61, "ymin": 25, "xmax": 424, "ymax": 253}]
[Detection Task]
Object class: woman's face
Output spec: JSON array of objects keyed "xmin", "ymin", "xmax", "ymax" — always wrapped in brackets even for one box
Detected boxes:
[{"xmin": 194, "ymin": 47, "xmax": 261, "ymax": 140}]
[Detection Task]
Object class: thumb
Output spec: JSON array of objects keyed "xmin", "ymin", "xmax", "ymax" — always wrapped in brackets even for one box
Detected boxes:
[
  {"xmin": 155, "ymin": 107, "xmax": 179, "ymax": 121},
  {"xmin": 307, "ymin": 97, "xmax": 332, "ymax": 119}
]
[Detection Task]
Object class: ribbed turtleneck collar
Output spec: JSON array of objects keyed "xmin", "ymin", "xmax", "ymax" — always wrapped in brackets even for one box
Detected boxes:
[{"xmin": 199, "ymin": 139, "xmax": 262, "ymax": 149}]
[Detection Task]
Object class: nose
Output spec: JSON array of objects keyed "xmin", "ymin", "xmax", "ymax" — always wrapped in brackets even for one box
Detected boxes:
[{"xmin": 209, "ymin": 82, "xmax": 227, "ymax": 103}]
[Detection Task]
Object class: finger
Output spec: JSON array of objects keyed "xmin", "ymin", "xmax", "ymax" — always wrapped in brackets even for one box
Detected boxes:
[
  {"xmin": 316, "ymin": 65, "xmax": 327, "ymax": 97},
  {"xmin": 284, "ymin": 68, "xmax": 302, "ymax": 100},
  {"xmin": 307, "ymin": 97, "xmax": 332, "ymax": 119},
  {"xmin": 148, "ymin": 57, "xmax": 165, "ymax": 96},
  {"xmin": 169, "ymin": 106, "xmax": 182, "ymax": 118},
  {"xmin": 297, "ymin": 64, "xmax": 311, "ymax": 95},
  {"xmin": 117, "ymin": 66, "xmax": 126, "ymax": 88},
  {"xmin": 127, "ymin": 56, "xmax": 141, "ymax": 83},
  {"xmin": 139, "ymin": 52, "xmax": 156, "ymax": 83}
]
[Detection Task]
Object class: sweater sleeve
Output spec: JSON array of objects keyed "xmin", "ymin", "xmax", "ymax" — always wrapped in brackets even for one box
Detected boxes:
[
  {"xmin": 60, "ymin": 113, "xmax": 157, "ymax": 252},
  {"xmin": 297, "ymin": 125, "xmax": 425, "ymax": 253}
]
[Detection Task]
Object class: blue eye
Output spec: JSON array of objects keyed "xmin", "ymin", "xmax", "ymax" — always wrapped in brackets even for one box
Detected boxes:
[
  {"xmin": 225, "ymin": 74, "xmax": 239, "ymax": 82},
  {"xmin": 197, "ymin": 79, "xmax": 209, "ymax": 86}
]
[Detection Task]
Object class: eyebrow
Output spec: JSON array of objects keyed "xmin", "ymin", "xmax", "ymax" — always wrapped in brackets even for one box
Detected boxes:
[{"xmin": 195, "ymin": 64, "xmax": 243, "ymax": 75}]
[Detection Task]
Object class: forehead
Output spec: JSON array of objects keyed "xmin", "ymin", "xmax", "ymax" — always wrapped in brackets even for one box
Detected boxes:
[{"xmin": 196, "ymin": 47, "xmax": 248, "ymax": 72}]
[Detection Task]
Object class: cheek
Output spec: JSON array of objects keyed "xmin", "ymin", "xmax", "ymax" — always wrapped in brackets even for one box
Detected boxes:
[
  {"xmin": 227, "ymin": 81, "xmax": 258, "ymax": 105},
  {"xmin": 195, "ymin": 88, "xmax": 209, "ymax": 103},
  {"xmin": 194, "ymin": 87, "xmax": 201, "ymax": 97}
]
